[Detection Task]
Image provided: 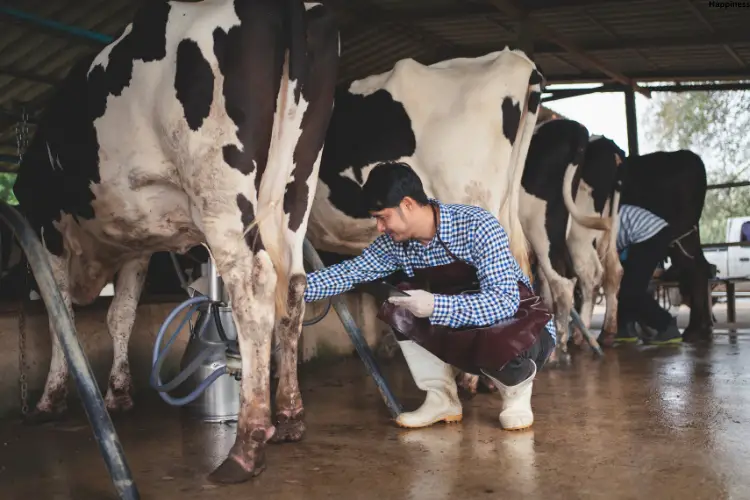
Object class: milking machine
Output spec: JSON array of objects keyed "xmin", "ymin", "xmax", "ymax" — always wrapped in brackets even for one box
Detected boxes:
[
  {"xmin": 150, "ymin": 257, "xmax": 242, "ymax": 422},
  {"xmin": 149, "ymin": 239, "xmax": 403, "ymax": 423}
]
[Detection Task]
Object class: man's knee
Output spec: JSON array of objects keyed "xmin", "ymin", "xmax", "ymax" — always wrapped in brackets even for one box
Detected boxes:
[{"xmin": 493, "ymin": 328, "xmax": 553, "ymax": 385}]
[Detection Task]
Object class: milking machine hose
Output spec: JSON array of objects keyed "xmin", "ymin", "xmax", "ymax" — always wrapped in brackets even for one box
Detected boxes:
[{"xmin": 150, "ymin": 295, "xmax": 230, "ymax": 406}]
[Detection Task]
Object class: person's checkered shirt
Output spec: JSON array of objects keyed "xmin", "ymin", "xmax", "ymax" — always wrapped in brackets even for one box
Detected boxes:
[{"xmin": 304, "ymin": 200, "xmax": 556, "ymax": 343}]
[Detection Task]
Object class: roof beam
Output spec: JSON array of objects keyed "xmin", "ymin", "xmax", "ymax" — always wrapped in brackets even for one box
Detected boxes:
[
  {"xmin": 523, "ymin": 0, "xmax": 621, "ymax": 10},
  {"xmin": 540, "ymin": 68, "xmax": 750, "ymax": 84},
  {"xmin": 326, "ymin": 0, "xmax": 459, "ymax": 57},
  {"xmin": 480, "ymin": 0, "xmax": 651, "ymax": 97},
  {"xmin": 0, "ymin": 66, "xmax": 57, "ymax": 86}
]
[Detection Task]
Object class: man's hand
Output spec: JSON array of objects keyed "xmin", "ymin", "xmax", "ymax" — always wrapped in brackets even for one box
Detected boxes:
[{"xmin": 387, "ymin": 289, "xmax": 435, "ymax": 318}]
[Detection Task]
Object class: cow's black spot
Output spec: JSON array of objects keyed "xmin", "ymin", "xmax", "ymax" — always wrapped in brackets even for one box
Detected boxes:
[
  {"xmin": 318, "ymin": 88, "xmax": 417, "ymax": 219},
  {"xmin": 528, "ymin": 90, "xmax": 541, "ymax": 114},
  {"xmin": 501, "ymin": 96, "xmax": 521, "ymax": 144},
  {"xmin": 529, "ymin": 68, "xmax": 544, "ymax": 86},
  {"xmin": 213, "ymin": 2, "xmax": 285, "ymax": 184},
  {"xmin": 88, "ymin": 1, "xmax": 171, "ymax": 119},
  {"xmin": 581, "ymin": 137, "xmax": 624, "ymax": 214},
  {"xmin": 237, "ymin": 194, "xmax": 264, "ymax": 251},
  {"xmin": 175, "ymin": 39, "xmax": 214, "ymax": 131},
  {"xmin": 521, "ymin": 119, "xmax": 589, "ymax": 278},
  {"xmin": 284, "ymin": 2, "xmax": 339, "ymax": 232}
]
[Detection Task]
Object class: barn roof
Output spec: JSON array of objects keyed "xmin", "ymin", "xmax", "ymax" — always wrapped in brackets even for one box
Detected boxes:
[{"xmin": 1, "ymin": 0, "xmax": 748, "ymax": 171}]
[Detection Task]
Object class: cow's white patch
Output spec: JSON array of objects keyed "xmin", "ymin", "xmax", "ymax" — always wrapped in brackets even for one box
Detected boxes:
[{"xmin": 310, "ymin": 47, "xmax": 541, "ymax": 276}]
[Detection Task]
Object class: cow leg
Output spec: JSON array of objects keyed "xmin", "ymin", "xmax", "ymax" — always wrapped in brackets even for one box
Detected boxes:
[
  {"xmin": 104, "ymin": 256, "xmax": 150, "ymax": 413},
  {"xmin": 535, "ymin": 262, "xmax": 575, "ymax": 356},
  {"xmin": 672, "ymin": 234, "xmax": 713, "ymax": 342},
  {"xmin": 569, "ymin": 242, "xmax": 603, "ymax": 345},
  {"xmin": 537, "ymin": 272, "xmax": 562, "ymax": 365},
  {"xmin": 25, "ymin": 253, "xmax": 72, "ymax": 424},
  {"xmin": 269, "ymin": 272, "xmax": 306, "ymax": 444},
  {"xmin": 207, "ymin": 236, "xmax": 277, "ymax": 484},
  {"xmin": 599, "ymin": 249, "xmax": 623, "ymax": 347}
]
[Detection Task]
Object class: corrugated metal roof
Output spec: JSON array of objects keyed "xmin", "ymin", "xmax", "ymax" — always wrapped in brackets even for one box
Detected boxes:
[{"xmin": 1, "ymin": 0, "xmax": 749, "ymax": 169}]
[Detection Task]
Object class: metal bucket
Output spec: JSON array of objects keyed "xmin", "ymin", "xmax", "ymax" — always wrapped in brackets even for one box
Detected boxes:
[{"xmin": 180, "ymin": 304, "xmax": 241, "ymax": 423}]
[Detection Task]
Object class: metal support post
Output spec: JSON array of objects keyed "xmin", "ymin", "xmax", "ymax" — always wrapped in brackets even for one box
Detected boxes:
[{"xmin": 624, "ymin": 87, "xmax": 639, "ymax": 156}]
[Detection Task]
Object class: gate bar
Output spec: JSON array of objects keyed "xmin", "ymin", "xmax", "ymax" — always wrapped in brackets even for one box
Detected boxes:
[{"xmin": 0, "ymin": 203, "xmax": 139, "ymax": 500}]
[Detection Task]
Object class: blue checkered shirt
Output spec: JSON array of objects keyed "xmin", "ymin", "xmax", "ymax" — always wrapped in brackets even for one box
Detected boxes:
[{"xmin": 304, "ymin": 200, "xmax": 556, "ymax": 343}]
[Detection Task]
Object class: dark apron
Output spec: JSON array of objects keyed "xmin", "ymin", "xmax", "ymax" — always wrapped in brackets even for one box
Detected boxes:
[{"xmin": 375, "ymin": 205, "xmax": 553, "ymax": 375}]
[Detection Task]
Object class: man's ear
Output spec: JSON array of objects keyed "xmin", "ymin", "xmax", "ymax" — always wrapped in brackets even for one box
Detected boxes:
[{"xmin": 401, "ymin": 196, "xmax": 414, "ymax": 211}]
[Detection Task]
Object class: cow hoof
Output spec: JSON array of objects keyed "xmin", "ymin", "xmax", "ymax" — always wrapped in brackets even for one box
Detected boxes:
[
  {"xmin": 208, "ymin": 454, "xmax": 266, "ymax": 484},
  {"xmin": 477, "ymin": 375, "xmax": 498, "ymax": 393},
  {"xmin": 23, "ymin": 407, "xmax": 67, "ymax": 425},
  {"xmin": 596, "ymin": 331, "xmax": 616, "ymax": 348},
  {"xmin": 105, "ymin": 391, "xmax": 134, "ymax": 414},
  {"xmin": 545, "ymin": 349, "xmax": 570, "ymax": 369},
  {"xmin": 456, "ymin": 373, "xmax": 479, "ymax": 398},
  {"xmin": 269, "ymin": 412, "xmax": 306, "ymax": 443}
]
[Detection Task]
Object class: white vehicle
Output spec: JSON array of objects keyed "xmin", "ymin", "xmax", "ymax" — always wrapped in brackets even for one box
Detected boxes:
[{"xmin": 703, "ymin": 216, "xmax": 750, "ymax": 283}]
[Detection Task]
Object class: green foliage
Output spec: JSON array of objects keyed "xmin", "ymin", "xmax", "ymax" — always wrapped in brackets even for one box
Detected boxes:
[
  {"xmin": 643, "ymin": 86, "xmax": 750, "ymax": 244},
  {"xmin": 0, "ymin": 173, "xmax": 18, "ymax": 205}
]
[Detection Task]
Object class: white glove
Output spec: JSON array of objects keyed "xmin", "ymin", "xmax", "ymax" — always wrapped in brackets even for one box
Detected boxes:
[{"xmin": 387, "ymin": 289, "xmax": 435, "ymax": 318}]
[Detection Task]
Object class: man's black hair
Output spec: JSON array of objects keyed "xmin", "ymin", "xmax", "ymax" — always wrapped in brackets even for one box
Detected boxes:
[{"xmin": 362, "ymin": 161, "xmax": 430, "ymax": 212}]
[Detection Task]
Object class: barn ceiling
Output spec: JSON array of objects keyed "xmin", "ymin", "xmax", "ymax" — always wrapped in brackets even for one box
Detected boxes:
[{"xmin": 1, "ymin": 0, "xmax": 749, "ymax": 171}]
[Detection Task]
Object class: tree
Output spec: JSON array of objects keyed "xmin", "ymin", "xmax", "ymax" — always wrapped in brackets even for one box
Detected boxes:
[
  {"xmin": 643, "ymin": 87, "xmax": 750, "ymax": 244},
  {"xmin": 0, "ymin": 173, "xmax": 18, "ymax": 205}
]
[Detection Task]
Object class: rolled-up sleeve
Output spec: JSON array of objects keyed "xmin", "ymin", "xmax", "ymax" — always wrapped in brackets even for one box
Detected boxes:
[{"xmin": 304, "ymin": 235, "xmax": 401, "ymax": 302}]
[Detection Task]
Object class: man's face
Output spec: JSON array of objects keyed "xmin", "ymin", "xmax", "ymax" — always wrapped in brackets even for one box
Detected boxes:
[{"xmin": 370, "ymin": 200, "xmax": 414, "ymax": 242}]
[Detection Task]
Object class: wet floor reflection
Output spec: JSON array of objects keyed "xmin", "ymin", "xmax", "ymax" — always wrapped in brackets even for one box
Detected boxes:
[{"xmin": 2, "ymin": 340, "xmax": 750, "ymax": 499}]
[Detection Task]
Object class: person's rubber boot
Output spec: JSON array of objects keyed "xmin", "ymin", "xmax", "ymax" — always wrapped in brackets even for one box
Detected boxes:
[
  {"xmin": 395, "ymin": 340, "xmax": 463, "ymax": 428},
  {"xmin": 644, "ymin": 317, "xmax": 683, "ymax": 345},
  {"xmin": 482, "ymin": 360, "xmax": 536, "ymax": 431},
  {"xmin": 614, "ymin": 322, "xmax": 640, "ymax": 344}
]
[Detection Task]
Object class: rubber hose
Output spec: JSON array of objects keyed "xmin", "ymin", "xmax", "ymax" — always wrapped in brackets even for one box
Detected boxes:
[{"xmin": 150, "ymin": 295, "xmax": 228, "ymax": 406}]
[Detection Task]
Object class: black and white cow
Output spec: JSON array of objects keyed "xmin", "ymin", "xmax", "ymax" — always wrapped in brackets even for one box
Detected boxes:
[
  {"xmin": 13, "ymin": 0, "xmax": 339, "ymax": 483},
  {"xmin": 305, "ymin": 47, "xmax": 544, "ymax": 394},
  {"xmin": 620, "ymin": 149, "xmax": 713, "ymax": 342},
  {"xmin": 565, "ymin": 134, "xmax": 625, "ymax": 347},
  {"xmin": 519, "ymin": 119, "xmax": 622, "ymax": 359}
]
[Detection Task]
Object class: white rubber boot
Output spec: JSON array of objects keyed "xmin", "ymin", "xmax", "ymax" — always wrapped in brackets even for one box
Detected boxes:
[
  {"xmin": 395, "ymin": 340, "xmax": 463, "ymax": 428},
  {"xmin": 482, "ymin": 360, "xmax": 536, "ymax": 431}
]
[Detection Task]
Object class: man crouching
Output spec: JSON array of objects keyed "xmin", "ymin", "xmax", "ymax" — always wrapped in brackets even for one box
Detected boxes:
[{"xmin": 304, "ymin": 162, "xmax": 555, "ymax": 431}]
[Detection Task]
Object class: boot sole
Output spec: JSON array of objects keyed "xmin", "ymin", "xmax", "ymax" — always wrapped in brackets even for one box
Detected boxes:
[
  {"xmin": 645, "ymin": 338, "xmax": 683, "ymax": 345},
  {"xmin": 501, "ymin": 421, "xmax": 534, "ymax": 431},
  {"xmin": 613, "ymin": 337, "xmax": 639, "ymax": 344},
  {"xmin": 394, "ymin": 413, "xmax": 463, "ymax": 429}
]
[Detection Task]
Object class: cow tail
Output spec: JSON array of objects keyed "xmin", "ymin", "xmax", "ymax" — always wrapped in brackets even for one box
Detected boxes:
[
  {"xmin": 503, "ymin": 64, "xmax": 542, "ymax": 281},
  {"xmin": 562, "ymin": 125, "xmax": 612, "ymax": 232},
  {"xmin": 255, "ymin": 0, "xmax": 310, "ymax": 320}
]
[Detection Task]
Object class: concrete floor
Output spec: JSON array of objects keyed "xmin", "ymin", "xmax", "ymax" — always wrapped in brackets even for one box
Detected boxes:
[{"xmin": 2, "ymin": 334, "xmax": 750, "ymax": 500}]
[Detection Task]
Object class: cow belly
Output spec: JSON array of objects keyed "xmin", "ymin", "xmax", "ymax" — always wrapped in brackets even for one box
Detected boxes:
[
  {"xmin": 88, "ymin": 179, "xmax": 202, "ymax": 253},
  {"xmin": 307, "ymin": 182, "xmax": 379, "ymax": 255}
]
